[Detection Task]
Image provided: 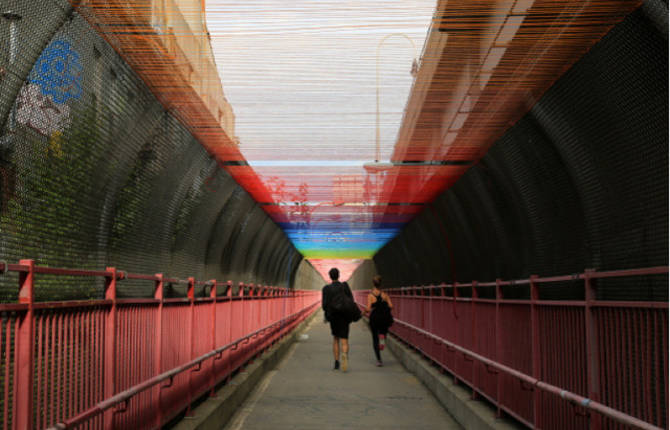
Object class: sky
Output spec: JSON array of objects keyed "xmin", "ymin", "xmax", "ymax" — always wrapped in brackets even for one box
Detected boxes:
[
  {"xmin": 205, "ymin": 0, "xmax": 436, "ymax": 279},
  {"xmin": 206, "ymin": 1, "xmax": 435, "ymax": 160}
]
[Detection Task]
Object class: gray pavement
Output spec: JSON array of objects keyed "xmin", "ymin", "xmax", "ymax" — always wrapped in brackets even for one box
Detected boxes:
[{"xmin": 223, "ymin": 312, "xmax": 462, "ymax": 430}]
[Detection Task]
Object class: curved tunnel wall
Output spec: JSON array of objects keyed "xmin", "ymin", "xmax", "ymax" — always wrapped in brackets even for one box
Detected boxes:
[
  {"xmin": 371, "ymin": 5, "xmax": 668, "ymax": 300},
  {"xmin": 0, "ymin": 0, "xmax": 317, "ymax": 301},
  {"xmin": 348, "ymin": 259, "xmax": 378, "ymax": 291}
]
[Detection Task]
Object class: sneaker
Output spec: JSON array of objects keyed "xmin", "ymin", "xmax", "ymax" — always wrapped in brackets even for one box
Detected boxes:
[
  {"xmin": 341, "ymin": 353, "xmax": 348, "ymax": 372},
  {"xmin": 379, "ymin": 334, "xmax": 385, "ymax": 351},
  {"xmin": 333, "ymin": 360, "xmax": 340, "ymax": 370},
  {"xmin": 376, "ymin": 360, "xmax": 383, "ymax": 367}
]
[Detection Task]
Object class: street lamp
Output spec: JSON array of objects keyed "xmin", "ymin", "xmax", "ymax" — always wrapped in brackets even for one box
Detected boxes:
[{"xmin": 364, "ymin": 33, "xmax": 419, "ymax": 174}]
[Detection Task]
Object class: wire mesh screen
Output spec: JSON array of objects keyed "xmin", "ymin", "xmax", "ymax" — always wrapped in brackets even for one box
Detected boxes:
[
  {"xmin": 0, "ymin": 1, "xmax": 301, "ymax": 301},
  {"xmin": 374, "ymin": 6, "xmax": 668, "ymax": 301}
]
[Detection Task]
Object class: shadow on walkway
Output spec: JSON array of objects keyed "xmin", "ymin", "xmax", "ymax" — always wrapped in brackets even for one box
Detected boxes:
[{"xmin": 224, "ymin": 311, "xmax": 461, "ymax": 430}]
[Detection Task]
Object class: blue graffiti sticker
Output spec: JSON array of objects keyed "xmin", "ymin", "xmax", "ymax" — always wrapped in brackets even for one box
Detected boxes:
[{"xmin": 30, "ymin": 40, "xmax": 83, "ymax": 105}]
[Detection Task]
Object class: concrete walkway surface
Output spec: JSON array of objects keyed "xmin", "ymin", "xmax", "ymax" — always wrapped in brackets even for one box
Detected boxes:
[{"xmin": 223, "ymin": 312, "xmax": 461, "ymax": 430}]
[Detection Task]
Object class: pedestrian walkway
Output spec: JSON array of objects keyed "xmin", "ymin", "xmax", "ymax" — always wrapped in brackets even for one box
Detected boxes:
[{"xmin": 223, "ymin": 312, "xmax": 461, "ymax": 430}]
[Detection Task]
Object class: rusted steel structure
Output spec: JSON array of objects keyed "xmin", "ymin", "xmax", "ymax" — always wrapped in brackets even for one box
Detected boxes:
[
  {"xmin": 355, "ymin": 266, "xmax": 668, "ymax": 430},
  {"xmin": 0, "ymin": 261, "xmax": 319, "ymax": 429}
]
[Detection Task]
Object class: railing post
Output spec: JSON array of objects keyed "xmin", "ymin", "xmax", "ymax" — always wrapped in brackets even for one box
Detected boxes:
[
  {"xmin": 103, "ymin": 267, "xmax": 118, "ymax": 430},
  {"xmin": 238, "ymin": 282, "xmax": 245, "ymax": 366},
  {"xmin": 154, "ymin": 273, "xmax": 165, "ymax": 428},
  {"xmin": 452, "ymin": 281, "xmax": 459, "ymax": 385},
  {"xmin": 530, "ymin": 275, "xmax": 541, "ymax": 428},
  {"xmin": 495, "ymin": 278, "xmax": 503, "ymax": 418},
  {"xmin": 248, "ymin": 283, "xmax": 256, "ymax": 334},
  {"xmin": 14, "ymin": 259, "xmax": 35, "ymax": 430},
  {"xmin": 471, "ymin": 280, "xmax": 478, "ymax": 400},
  {"xmin": 226, "ymin": 281, "xmax": 233, "ymax": 383},
  {"xmin": 209, "ymin": 279, "xmax": 217, "ymax": 396},
  {"xmin": 186, "ymin": 277, "xmax": 195, "ymax": 416},
  {"xmin": 421, "ymin": 285, "xmax": 432, "ymax": 332},
  {"xmin": 263, "ymin": 286, "xmax": 270, "ymax": 333},
  {"xmin": 256, "ymin": 284, "xmax": 262, "ymax": 332},
  {"xmin": 584, "ymin": 269, "xmax": 601, "ymax": 429},
  {"xmin": 240, "ymin": 280, "xmax": 245, "ymax": 322}
]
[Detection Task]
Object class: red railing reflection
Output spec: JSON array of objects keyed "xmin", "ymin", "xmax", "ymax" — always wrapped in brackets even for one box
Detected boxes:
[
  {"xmin": 354, "ymin": 267, "xmax": 668, "ymax": 430},
  {"xmin": 0, "ymin": 260, "xmax": 319, "ymax": 430}
]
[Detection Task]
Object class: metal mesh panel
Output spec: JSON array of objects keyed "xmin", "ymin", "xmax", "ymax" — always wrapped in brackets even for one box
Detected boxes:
[
  {"xmin": 374, "ymin": 7, "xmax": 668, "ymax": 300},
  {"xmin": 0, "ymin": 2, "xmax": 301, "ymax": 301}
]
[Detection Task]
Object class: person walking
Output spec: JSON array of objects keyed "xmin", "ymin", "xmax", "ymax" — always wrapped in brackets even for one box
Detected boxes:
[
  {"xmin": 321, "ymin": 267, "xmax": 354, "ymax": 372},
  {"xmin": 365, "ymin": 275, "xmax": 394, "ymax": 366}
]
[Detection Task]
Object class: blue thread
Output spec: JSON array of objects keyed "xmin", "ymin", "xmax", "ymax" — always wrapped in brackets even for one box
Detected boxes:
[
  {"xmin": 581, "ymin": 398, "xmax": 591, "ymax": 407},
  {"xmin": 30, "ymin": 40, "xmax": 83, "ymax": 104}
]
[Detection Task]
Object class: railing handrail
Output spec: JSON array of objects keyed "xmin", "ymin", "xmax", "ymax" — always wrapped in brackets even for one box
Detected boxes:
[
  {"xmin": 387, "ymin": 318, "xmax": 662, "ymax": 430},
  {"xmin": 47, "ymin": 302, "xmax": 319, "ymax": 430},
  {"xmin": 387, "ymin": 266, "xmax": 668, "ymax": 294},
  {"xmin": 0, "ymin": 259, "xmax": 321, "ymax": 429},
  {"xmin": 354, "ymin": 264, "xmax": 668, "ymax": 430},
  {"xmin": 0, "ymin": 260, "xmax": 296, "ymax": 300}
]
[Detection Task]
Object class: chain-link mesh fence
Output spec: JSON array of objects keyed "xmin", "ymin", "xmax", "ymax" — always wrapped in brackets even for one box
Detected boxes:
[
  {"xmin": 0, "ymin": 1, "xmax": 303, "ymax": 301},
  {"xmin": 374, "ymin": 6, "xmax": 668, "ymax": 301}
]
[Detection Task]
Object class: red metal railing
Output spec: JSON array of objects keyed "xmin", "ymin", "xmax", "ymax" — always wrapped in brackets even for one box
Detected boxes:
[
  {"xmin": 0, "ymin": 260, "xmax": 320, "ymax": 430},
  {"xmin": 354, "ymin": 267, "xmax": 668, "ymax": 430}
]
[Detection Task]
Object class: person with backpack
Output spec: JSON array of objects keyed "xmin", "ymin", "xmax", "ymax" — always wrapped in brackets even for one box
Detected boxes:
[
  {"xmin": 364, "ymin": 275, "xmax": 394, "ymax": 366},
  {"xmin": 321, "ymin": 267, "xmax": 355, "ymax": 372}
]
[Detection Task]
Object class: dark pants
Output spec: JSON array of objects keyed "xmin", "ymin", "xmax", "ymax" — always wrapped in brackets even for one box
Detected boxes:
[
  {"xmin": 370, "ymin": 323, "xmax": 388, "ymax": 361},
  {"xmin": 329, "ymin": 314, "xmax": 350, "ymax": 339}
]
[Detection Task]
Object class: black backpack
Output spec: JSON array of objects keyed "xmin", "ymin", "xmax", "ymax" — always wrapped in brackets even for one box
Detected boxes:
[
  {"xmin": 327, "ymin": 282, "xmax": 348, "ymax": 313},
  {"xmin": 328, "ymin": 282, "xmax": 361, "ymax": 322},
  {"xmin": 370, "ymin": 294, "xmax": 393, "ymax": 329}
]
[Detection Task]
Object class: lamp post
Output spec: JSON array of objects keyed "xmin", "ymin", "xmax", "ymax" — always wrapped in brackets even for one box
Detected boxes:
[{"xmin": 364, "ymin": 33, "xmax": 419, "ymax": 174}]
